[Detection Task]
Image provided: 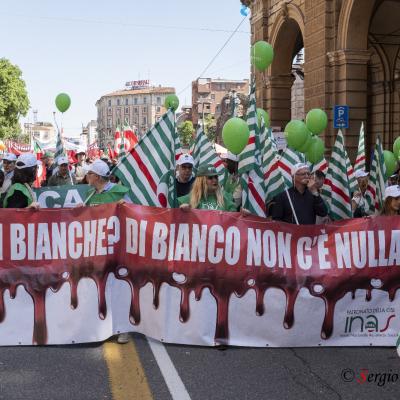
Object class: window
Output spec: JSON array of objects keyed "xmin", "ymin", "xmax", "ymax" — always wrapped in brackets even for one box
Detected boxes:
[
  {"xmin": 211, "ymin": 94, "xmax": 215, "ymax": 100},
  {"xmin": 107, "ymin": 118, "xmax": 112, "ymax": 128},
  {"xmin": 134, "ymin": 97, "xmax": 138, "ymax": 105},
  {"xmin": 133, "ymin": 117, "xmax": 138, "ymax": 124},
  {"xmin": 157, "ymin": 97, "xmax": 161, "ymax": 105},
  {"xmin": 143, "ymin": 107, "xmax": 147, "ymax": 113},
  {"xmin": 156, "ymin": 106, "xmax": 161, "ymax": 113},
  {"xmin": 134, "ymin": 107, "xmax": 138, "ymax": 114},
  {"xmin": 107, "ymin": 107, "xmax": 112, "ymax": 115},
  {"xmin": 125, "ymin": 98, "xmax": 129, "ymax": 105},
  {"xmin": 143, "ymin": 97, "xmax": 147, "ymax": 104},
  {"xmin": 117, "ymin": 108, "xmax": 121, "ymax": 116},
  {"xmin": 117, "ymin": 98, "xmax": 121, "ymax": 106},
  {"xmin": 108, "ymin": 99, "xmax": 111, "ymax": 107},
  {"xmin": 125, "ymin": 107, "xmax": 129, "ymax": 114},
  {"xmin": 143, "ymin": 116, "xmax": 147, "ymax": 125}
]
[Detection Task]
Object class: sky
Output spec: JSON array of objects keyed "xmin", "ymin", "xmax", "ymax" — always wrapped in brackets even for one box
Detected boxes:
[{"xmin": 0, "ymin": 0, "xmax": 250, "ymax": 137}]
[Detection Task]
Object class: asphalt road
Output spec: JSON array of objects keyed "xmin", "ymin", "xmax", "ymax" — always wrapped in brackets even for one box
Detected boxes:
[{"xmin": 0, "ymin": 334, "xmax": 399, "ymax": 400}]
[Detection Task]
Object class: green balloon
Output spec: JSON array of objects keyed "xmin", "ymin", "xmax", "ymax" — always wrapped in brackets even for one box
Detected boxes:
[
  {"xmin": 222, "ymin": 117, "xmax": 250, "ymax": 155},
  {"xmin": 384, "ymin": 150, "xmax": 397, "ymax": 177},
  {"xmin": 164, "ymin": 94, "xmax": 179, "ymax": 111},
  {"xmin": 306, "ymin": 109, "xmax": 328, "ymax": 135},
  {"xmin": 298, "ymin": 132, "xmax": 312, "ymax": 153},
  {"xmin": 393, "ymin": 137, "xmax": 400, "ymax": 158},
  {"xmin": 285, "ymin": 120, "xmax": 310, "ymax": 150},
  {"xmin": 251, "ymin": 41, "xmax": 274, "ymax": 72},
  {"xmin": 256, "ymin": 108, "xmax": 270, "ymax": 128},
  {"xmin": 305, "ymin": 136, "xmax": 325, "ymax": 164},
  {"xmin": 55, "ymin": 93, "xmax": 71, "ymax": 113}
]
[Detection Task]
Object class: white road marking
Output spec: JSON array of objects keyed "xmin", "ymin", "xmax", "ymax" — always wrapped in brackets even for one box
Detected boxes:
[{"xmin": 147, "ymin": 338, "xmax": 192, "ymax": 400}]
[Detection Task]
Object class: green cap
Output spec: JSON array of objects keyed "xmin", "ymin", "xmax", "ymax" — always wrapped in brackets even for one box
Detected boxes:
[
  {"xmin": 44, "ymin": 151, "xmax": 54, "ymax": 158},
  {"xmin": 196, "ymin": 164, "xmax": 218, "ymax": 177}
]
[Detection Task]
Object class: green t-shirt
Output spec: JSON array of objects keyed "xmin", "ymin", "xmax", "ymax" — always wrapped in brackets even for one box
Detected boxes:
[{"xmin": 178, "ymin": 191, "xmax": 236, "ymax": 212}]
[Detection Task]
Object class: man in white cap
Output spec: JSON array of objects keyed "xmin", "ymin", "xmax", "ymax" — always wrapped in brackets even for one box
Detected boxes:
[
  {"xmin": 270, "ymin": 163, "xmax": 328, "ymax": 224},
  {"xmin": 0, "ymin": 153, "xmax": 17, "ymax": 196},
  {"xmin": 48, "ymin": 156, "xmax": 76, "ymax": 186},
  {"xmin": 74, "ymin": 149, "xmax": 87, "ymax": 184},
  {"xmin": 83, "ymin": 159, "xmax": 131, "ymax": 207},
  {"xmin": 352, "ymin": 169, "xmax": 369, "ymax": 217},
  {"xmin": 176, "ymin": 153, "xmax": 195, "ymax": 197}
]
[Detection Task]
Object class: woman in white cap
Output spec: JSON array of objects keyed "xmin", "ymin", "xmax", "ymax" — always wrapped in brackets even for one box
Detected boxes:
[
  {"xmin": 83, "ymin": 159, "xmax": 131, "ymax": 206},
  {"xmin": 380, "ymin": 185, "xmax": 400, "ymax": 216},
  {"xmin": 3, "ymin": 153, "xmax": 40, "ymax": 209},
  {"xmin": 178, "ymin": 164, "xmax": 237, "ymax": 211}
]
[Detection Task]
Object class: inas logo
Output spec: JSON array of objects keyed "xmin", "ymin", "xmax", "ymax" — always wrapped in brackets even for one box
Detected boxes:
[{"xmin": 344, "ymin": 314, "xmax": 395, "ymax": 333}]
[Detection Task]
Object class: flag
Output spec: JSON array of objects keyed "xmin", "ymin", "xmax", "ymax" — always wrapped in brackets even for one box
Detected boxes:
[
  {"xmin": 278, "ymin": 148, "xmax": 305, "ymax": 188},
  {"xmin": 263, "ymin": 127, "xmax": 286, "ymax": 204},
  {"xmin": 239, "ymin": 84, "xmax": 266, "ymax": 217},
  {"xmin": 113, "ymin": 110, "xmax": 178, "ymax": 207},
  {"xmin": 354, "ymin": 122, "xmax": 366, "ymax": 172},
  {"xmin": 113, "ymin": 126, "xmax": 126, "ymax": 158},
  {"xmin": 123, "ymin": 124, "xmax": 138, "ymax": 151},
  {"xmin": 191, "ymin": 127, "xmax": 224, "ymax": 181},
  {"xmin": 311, "ymin": 158, "xmax": 328, "ymax": 174},
  {"xmin": 344, "ymin": 148, "xmax": 358, "ymax": 194},
  {"xmin": 365, "ymin": 136, "xmax": 386, "ymax": 213},
  {"xmin": 321, "ymin": 130, "xmax": 352, "ymax": 220},
  {"xmin": 54, "ymin": 128, "xmax": 65, "ymax": 161},
  {"xmin": 107, "ymin": 143, "xmax": 116, "ymax": 160},
  {"xmin": 33, "ymin": 141, "xmax": 46, "ymax": 188}
]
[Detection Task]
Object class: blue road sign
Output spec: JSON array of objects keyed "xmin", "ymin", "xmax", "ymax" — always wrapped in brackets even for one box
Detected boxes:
[{"xmin": 334, "ymin": 105, "xmax": 349, "ymax": 129}]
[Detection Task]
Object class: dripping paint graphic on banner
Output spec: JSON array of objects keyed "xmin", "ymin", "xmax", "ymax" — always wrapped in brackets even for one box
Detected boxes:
[{"xmin": 0, "ymin": 204, "xmax": 399, "ymax": 346}]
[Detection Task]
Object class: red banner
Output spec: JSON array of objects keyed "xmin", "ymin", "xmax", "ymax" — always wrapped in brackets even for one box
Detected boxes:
[{"xmin": 1, "ymin": 205, "xmax": 400, "ymax": 345}]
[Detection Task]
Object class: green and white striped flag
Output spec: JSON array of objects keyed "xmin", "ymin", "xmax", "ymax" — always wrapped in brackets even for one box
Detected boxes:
[
  {"xmin": 191, "ymin": 127, "xmax": 224, "ymax": 181},
  {"xmin": 278, "ymin": 148, "xmax": 305, "ymax": 188},
  {"xmin": 263, "ymin": 126, "xmax": 286, "ymax": 204},
  {"xmin": 239, "ymin": 84, "xmax": 266, "ymax": 216},
  {"xmin": 321, "ymin": 130, "xmax": 353, "ymax": 220},
  {"xmin": 344, "ymin": 148, "xmax": 358, "ymax": 194},
  {"xmin": 113, "ymin": 110, "xmax": 178, "ymax": 207},
  {"xmin": 365, "ymin": 135, "xmax": 386, "ymax": 213},
  {"xmin": 54, "ymin": 128, "xmax": 65, "ymax": 161},
  {"xmin": 354, "ymin": 122, "xmax": 366, "ymax": 172}
]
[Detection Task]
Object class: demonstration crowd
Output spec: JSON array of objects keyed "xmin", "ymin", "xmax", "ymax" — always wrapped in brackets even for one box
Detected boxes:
[{"xmin": 1, "ymin": 148, "xmax": 400, "ymax": 221}]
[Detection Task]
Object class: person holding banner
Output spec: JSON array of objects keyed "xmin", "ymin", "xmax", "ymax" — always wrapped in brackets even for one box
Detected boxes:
[
  {"xmin": 176, "ymin": 153, "xmax": 195, "ymax": 197},
  {"xmin": 380, "ymin": 185, "xmax": 400, "ymax": 216},
  {"xmin": 3, "ymin": 153, "xmax": 40, "ymax": 209},
  {"xmin": 0, "ymin": 153, "xmax": 17, "ymax": 198},
  {"xmin": 178, "ymin": 164, "xmax": 237, "ymax": 211},
  {"xmin": 271, "ymin": 163, "xmax": 328, "ymax": 225},
  {"xmin": 48, "ymin": 156, "xmax": 76, "ymax": 186},
  {"xmin": 83, "ymin": 159, "xmax": 131, "ymax": 206}
]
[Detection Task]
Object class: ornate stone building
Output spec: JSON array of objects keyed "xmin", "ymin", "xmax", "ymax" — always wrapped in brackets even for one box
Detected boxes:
[{"xmin": 242, "ymin": 0, "xmax": 400, "ymax": 158}]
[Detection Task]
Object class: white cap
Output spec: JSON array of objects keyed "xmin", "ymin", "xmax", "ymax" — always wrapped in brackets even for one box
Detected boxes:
[
  {"xmin": 291, "ymin": 162, "xmax": 309, "ymax": 176},
  {"xmin": 384, "ymin": 185, "xmax": 400, "ymax": 199},
  {"xmin": 57, "ymin": 156, "xmax": 69, "ymax": 165},
  {"xmin": 177, "ymin": 153, "xmax": 194, "ymax": 166},
  {"xmin": 2, "ymin": 153, "xmax": 17, "ymax": 162},
  {"xmin": 16, "ymin": 153, "xmax": 40, "ymax": 169},
  {"xmin": 355, "ymin": 169, "xmax": 369, "ymax": 179},
  {"xmin": 226, "ymin": 152, "xmax": 238, "ymax": 162},
  {"xmin": 84, "ymin": 159, "xmax": 110, "ymax": 177}
]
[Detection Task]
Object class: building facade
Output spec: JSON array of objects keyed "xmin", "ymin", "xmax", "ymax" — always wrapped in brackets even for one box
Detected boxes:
[
  {"xmin": 23, "ymin": 122, "xmax": 55, "ymax": 146},
  {"xmin": 96, "ymin": 83, "xmax": 175, "ymax": 148},
  {"xmin": 242, "ymin": 0, "xmax": 400, "ymax": 159},
  {"xmin": 192, "ymin": 78, "xmax": 249, "ymax": 127},
  {"xmin": 81, "ymin": 120, "xmax": 98, "ymax": 147}
]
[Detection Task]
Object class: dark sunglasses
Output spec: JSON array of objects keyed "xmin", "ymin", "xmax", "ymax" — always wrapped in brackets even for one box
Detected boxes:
[{"xmin": 207, "ymin": 175, "xmax": 218, "ymax": 180}]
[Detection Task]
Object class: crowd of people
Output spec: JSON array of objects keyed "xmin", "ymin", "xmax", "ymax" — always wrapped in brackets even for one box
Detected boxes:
[{"xmin": 1, "ymin": 149, "xmax": 400, "ymax": 222}]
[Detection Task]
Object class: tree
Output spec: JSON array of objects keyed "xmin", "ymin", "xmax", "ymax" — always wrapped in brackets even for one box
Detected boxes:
[
  {"xmin": 177, "ymin": 120, "xmax": 195, "ymax": 147},
  {"xmin": 204, "ymin": 114, "xmax": 217, "ymax": 143},
  {"xmin": 0, "ymin": 58, "xmax": 30, "ymax": 139}
]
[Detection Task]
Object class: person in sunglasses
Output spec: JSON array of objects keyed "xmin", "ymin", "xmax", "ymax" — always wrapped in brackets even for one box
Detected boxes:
[{"xmin": 178, "ymin": 164, "xmax": 237, "ymax": 211}]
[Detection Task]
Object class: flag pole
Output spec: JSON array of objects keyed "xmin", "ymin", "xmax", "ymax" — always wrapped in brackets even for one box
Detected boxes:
[{"xmin": 285, "ymin": 189, "xmax": 299, "ymax": 225}]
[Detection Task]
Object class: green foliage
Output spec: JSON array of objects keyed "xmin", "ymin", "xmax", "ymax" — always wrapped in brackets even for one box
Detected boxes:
[
  {"xmin": 204, "ymin": 114, "xmax": 217, "ymax": 143},
  {"xmin": 177, "ymin": 120, "xmax": 194, "ymax": 146},
  {"xmin": 0, "ymin": 58, "xmax": 30, "ymax": 139}
]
